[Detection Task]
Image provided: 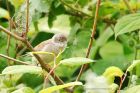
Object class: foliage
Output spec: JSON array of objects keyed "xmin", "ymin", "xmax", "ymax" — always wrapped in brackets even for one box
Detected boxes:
[
  {"xmin": 0, "ymin": 0, "xmax": 140, "ymax": 93},
  {"xmin": 39, "ymin": 82, "xmax": 82, "ymax": 93},
  {"xmin": 114, "ymin": 13, "xmax": 140, "ymax": 38}
]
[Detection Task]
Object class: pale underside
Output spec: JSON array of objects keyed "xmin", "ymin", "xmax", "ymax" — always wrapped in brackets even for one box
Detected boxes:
[{"xmin": 34, "ymin": 39, "xmax": 65, "ymax": 63}]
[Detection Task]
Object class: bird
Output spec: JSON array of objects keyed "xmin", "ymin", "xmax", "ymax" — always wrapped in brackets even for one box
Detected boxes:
[{"xmin": 33, "ymin": 33, "xmax": 67, "ymax": 64}]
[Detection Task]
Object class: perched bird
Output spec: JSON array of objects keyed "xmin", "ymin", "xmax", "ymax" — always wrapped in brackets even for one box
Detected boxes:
[{"xmin": 34, "ymin": 33, "xmax": 67, "ymax": 64}]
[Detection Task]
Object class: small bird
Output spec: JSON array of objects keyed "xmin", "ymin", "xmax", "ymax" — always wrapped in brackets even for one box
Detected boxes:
[{"xmin": 34, "ymin": 33, "xmax": 67, "ymax": 64}]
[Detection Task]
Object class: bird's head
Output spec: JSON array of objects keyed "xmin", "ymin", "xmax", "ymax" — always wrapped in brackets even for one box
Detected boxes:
[{"xmin": 53, "ymin": 33, "xmax": 67, "ymax": 45}]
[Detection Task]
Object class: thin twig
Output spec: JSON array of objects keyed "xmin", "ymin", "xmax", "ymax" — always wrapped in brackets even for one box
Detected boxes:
[
  {"xmin": 76, "ymin": 0, "xmax": 101, "ymax": 82},
  {"xmin": 117, "ymin": 71, "xmax": 128, "ymax": 93},
  {"xmin": 123, "ymin": 0, "xmax": 135, "ymax": 13},
  {"xmin": 16, "ymin": 35, "xmax": 36, "ymax": 57},
  {"xmin": 44, "ymin": 62, "xmax": 61, "ymax": 88},
  {"xmin": 0, "ymin": 54, "xmax": 30, "ymax": 65},
  {"xmin": 6, "ymin": 0, "xmax": 12, "ymax": 65},
  {"xmin": 0, "ymin": 26, "xmax": 25, "ymax": 41},
  {"xmin": 6, "ymin": 31, "xmax": 11, "ymax": 64}
]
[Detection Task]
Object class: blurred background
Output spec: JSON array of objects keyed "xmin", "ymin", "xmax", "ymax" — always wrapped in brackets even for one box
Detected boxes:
[{"xmin": 0, "ymin": 0, "xmax": 140, "ymax": 93}]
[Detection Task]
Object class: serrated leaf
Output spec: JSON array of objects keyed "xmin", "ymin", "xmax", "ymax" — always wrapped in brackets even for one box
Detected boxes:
[
  {"xmin": 39, "ymin": 82, "xmax": 82, "ymax": 93},
  {"xmin": 60, "ymin": 57, "xmax": 95, "ymax": 67},
  {"xmin": 114, "ymin": 13, "xmax": 140, "ymax": 38},
  {"xmin": 1, "ymin": 65, "xmax": 42, "ymax": 75},
  {"xmin": 12, "ymin": 87, "xmax": 35, "ymax": 93},
  {"xmin": 0, "ymin": 8, "xmax": 10, "ymax": 19}
]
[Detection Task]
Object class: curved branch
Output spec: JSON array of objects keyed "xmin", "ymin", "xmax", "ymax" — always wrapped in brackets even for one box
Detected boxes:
[
  {"xmin": 0, "ymin": 54, "xmax": 30, "ymax": 65},
  {"xmin": 0, "ymin": 26, "xmax": 25, "ymax": 41}
]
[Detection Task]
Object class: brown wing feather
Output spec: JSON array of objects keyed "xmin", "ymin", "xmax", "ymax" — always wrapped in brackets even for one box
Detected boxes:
[{"xmin": 34, "ymin": 39, "xmax": 52, "ymax": 51}]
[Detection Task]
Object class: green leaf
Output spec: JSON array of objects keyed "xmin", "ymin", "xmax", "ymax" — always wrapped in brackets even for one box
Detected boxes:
[
  {"xmin": 55, "ymin": 65, "xmax": 77, "ymax": 78},
  {"xmin": 12, "ymin": 87, "xmax": 35, "ymax": 93},
  {"xmin": 136, "ymin": 63, "xmax": 140, "ymax": 77},
  {"xmin": 8, "ymin": 0, "xmax": 25, "ymax": 9},
  {"xmin": 114, "ymin": 13, "xmax": 140, "ymax": 38},
  {"xmin": 99, "ymin": 41, "xmax": 124, "ymax": 59},
  {"xmin": 39, "ymin": 82, "xmax": 83, "ymax": 93},
  {"xmin": 0, "ymin": 8, "xmax": 10, "ymax": 19},
  {"xmin": 63, "ymin": 29, "xmax": 90, "ymax": 58},
  {"xmin": 1, "ymin": 65, "xmax": 42, "ymax": 75},
  {"xmin": 37, "ymin": 15, "xmax": 70, "ymax": 34},
  {"xmin": 90, "ymin": 27, "xmax": 114, "ymax": 59},
  {"xmin": 92, "ymin": 55, "xmax": 133, "ymax": 75},
  {"xmin": 68, "ymin": 23, "xmax": 81, "ymax": 43},
  {"xmin": 96, "ymin": 27, "xmax": 114, "ymax": 47},
  {"xmin": 76, "ymin": 30, "xmax": 91, "ymax": 48},
  {"xmin": 48, "ymin": 3, "xmax": 65, "ymax": 28},
  {"xmin": 60, "ymin": 57, "xmax": 95, "ymax": 67},
  {"xmin": 127, "ymin": 60, "xmax": 140, "ymax": 71},
  {"xmin": 103, "ymin": 66, "xmax": 124, "ymax": 78},
  {"xmin": 103, "ymin": 66, "xmax": 124, "ymax": 84}
]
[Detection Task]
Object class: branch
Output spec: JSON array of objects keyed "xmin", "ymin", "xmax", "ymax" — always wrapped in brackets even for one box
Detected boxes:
[
  {"xmin": 76, "ymin": 0, "xmax": 101, "ymax": 81},
  {"xmin": 59, "ymin": 0, "xmax": 92, "ymax": 17},
  {"xmin": 0, "ymin": 54, "xmax": 30, "ymax": 65},
  {"xmin": 0, "ymin": 26, "xmax": 25, "ymax": 42}
]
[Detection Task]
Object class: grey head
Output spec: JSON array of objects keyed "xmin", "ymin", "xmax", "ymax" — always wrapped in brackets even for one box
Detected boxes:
[{"xmin": 52, "ymin": 33, "xmax": 67, "ymax": 44}]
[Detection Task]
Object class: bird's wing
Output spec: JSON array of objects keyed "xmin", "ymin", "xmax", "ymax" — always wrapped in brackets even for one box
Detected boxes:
[{"xmin": 34, "ymin": 39, "xmax": 52, "ymax": 51}]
